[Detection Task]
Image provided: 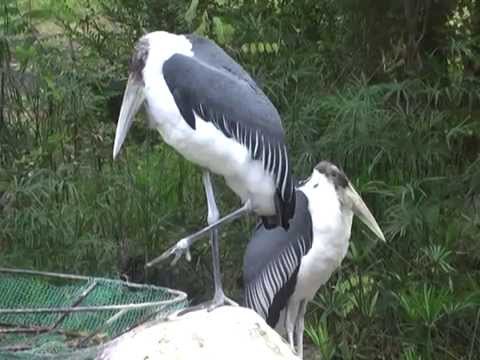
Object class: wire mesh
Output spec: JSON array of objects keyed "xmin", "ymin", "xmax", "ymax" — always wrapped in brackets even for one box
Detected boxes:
[{"xmin": 0, "ymin": 267, "xmax": 188, "ymax": 359}]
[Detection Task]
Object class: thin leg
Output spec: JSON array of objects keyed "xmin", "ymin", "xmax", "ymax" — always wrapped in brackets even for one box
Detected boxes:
[
  {"xmin": 146, "ymin": 200, "xmax": 252, "ymax": 268},
  {"xmin": 295, "ymin": 300, "xmax": 307, "ymax": 359},
  {"xmin": 201, "ymin": 171, "xmax": 235, "ymax": 310},
  {"xmin": 285, "ymin": 302, "xmax": 296, "ymax": 354},
  {"xmin": 202, "ymin": 171, "xmax": 221, "ymax": 292},
  {"xmin": 152, "ymin": 171, "xmax": 237, "ymax": 317}
]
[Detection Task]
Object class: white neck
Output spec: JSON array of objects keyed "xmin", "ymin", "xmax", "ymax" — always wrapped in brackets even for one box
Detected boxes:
[
  {"xmin": 299, "ymin": 171, "xmax": 344, "ymax": 231},
  {"xmin": 141, "ymin": 32, "xmax": 194, "ymax": 131},
  {"xmin": 294, "ymin": 172, "xmax": 354, "ymax": 303},
  {"xmin": 143, "ymin": 31, "xmax": 193, "ymax": 64}
]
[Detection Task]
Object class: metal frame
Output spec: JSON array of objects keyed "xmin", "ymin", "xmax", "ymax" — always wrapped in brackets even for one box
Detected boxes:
[{"xmin": 0, "ymin": 267, "xmax": 188, "ymax": 351}]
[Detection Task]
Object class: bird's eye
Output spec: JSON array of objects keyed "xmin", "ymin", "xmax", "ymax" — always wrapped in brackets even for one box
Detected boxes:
[
  {"xmin": 313, "ymin": 183, "xmax": 319, "ymax": 188},
  {"xmin": 298, "ymin": 176, "xmax": 311, "ymax": 186}
]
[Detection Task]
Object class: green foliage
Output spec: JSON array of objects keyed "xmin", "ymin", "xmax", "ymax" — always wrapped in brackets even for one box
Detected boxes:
[
  {"xmin": 305, "ymin": 318, "xmax": 336, "ymax": 359},
  {"xmin": 1, "ymin": 0, "xmax": 480, "ymax": 359}
]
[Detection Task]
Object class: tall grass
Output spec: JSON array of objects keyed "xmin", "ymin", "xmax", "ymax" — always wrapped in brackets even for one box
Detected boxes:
[{"xmin": 280, "ymin": 76, "xmax": 480, "ymax": 359}]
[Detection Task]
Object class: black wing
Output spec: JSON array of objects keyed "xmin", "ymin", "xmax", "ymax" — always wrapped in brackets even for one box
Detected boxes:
[
  {"xmin": 186, "ymin": 34, "xmax": 259, "ymax": 92},
  {"xmin": 163, "ymin": 51, "xmax": 295, "ymax": 229},
  {"xmin": 243, "ymin": 191, "xmax": 313, "ymax": 327}
]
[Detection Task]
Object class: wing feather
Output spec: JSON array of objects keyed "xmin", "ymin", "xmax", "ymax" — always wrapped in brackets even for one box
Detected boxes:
[
  {"xmin": 243, "ymin": 191, "xmax": 313, "ymax": 327},
  {"xmin": 163, "ymin": 53, "xmax": 295, "ymax": 229}
]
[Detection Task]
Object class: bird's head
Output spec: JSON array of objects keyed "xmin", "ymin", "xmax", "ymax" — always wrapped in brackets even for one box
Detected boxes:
[
  {"xmin": 305, "ymin": 161, "xmax": 386, "ymax": 242},
  {"xmin": 112, "ymin": 37, "xmax": 149, "ymax": 159},
  {"xmin": 113, "ymin": 32, "xmax": 193, "ymax": 159}
]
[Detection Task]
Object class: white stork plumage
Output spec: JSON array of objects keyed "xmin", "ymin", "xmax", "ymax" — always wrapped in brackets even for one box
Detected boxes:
[
  {"xmin": 242, "ymin": 161, "xmax": 385, "ymax": 358},
  {"xmin": 113, "ymin": 31, "xmax": 295, "ymax": 309}
]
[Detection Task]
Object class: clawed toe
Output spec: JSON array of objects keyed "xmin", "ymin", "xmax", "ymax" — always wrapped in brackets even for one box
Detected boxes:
[
  {"xmin": 146, "ymin": 238, "xmax": 193, "ymax": 268},
  {"xmin": 172, "ymin": 294, "xmax": 237, "ymax": 317},
  {"xmin": 206, "ymin": 292, "xmax": 238, "ymax": 311}
]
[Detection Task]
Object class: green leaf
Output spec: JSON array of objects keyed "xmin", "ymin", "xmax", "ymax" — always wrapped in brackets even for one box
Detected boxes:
[
  {"xmin": 212, "ymin": 16, "xmax": 234, "ymax": 45},
  {"xmin": 0, "ymin": 181, "xmax": 10, "ymax": 192},
  {"xmin": 23, "ymin": 9, "xmax": 54, "ymax": 21},
  {"xmin": 185, "ymin": 0, "xmax": 199, "ymax": 27},
  {"xmin": 14, "ymin": 44, "xmax": 35, "ymax": 67},
  {"xmin": 194, "ymin": 10, "xmax": 208, "ymax": 35}
]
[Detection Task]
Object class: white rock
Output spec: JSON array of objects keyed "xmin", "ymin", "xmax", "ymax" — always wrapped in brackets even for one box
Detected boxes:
[{"xmin": 98, "ymin": 306, "xmax": 297, "ymax": 360}]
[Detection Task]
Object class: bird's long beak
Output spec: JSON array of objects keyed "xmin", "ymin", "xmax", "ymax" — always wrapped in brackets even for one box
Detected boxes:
[
  {"xmin": 113, "ymin": 75, "xmax": 145, "ymax": 159},
  {"xmin": 346, "ymin": 183, "xmax": 386, "ymax": 242}
]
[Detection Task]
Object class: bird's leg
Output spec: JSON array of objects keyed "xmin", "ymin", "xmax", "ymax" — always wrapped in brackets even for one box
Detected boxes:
[
  {"xmin": 294, "ymin": 300, "xmax": 307, "ymax": 359},
  {"xmin": 201, "ymin": 171, "xmax": 237, "ymax": 310},
  {"xmin": 146, "ymin": 200, "xmax": 252, "ymax": 268},
  {"xmin": 285, "ymin": 303, "xmax": 296, "ymax": 355},
  {"xmin": 153, "ymin": 172, "xmax": 237, "ymax": 317}
]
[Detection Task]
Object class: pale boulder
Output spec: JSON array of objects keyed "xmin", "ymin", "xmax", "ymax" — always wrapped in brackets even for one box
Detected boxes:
[{"xmin": 98, "ymin": 306, "xmax": 297, "ymax": 360}]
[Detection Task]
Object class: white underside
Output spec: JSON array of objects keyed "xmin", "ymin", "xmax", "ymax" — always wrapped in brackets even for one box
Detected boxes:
[
  {"xmin": 275, "ymin": 171, "xmax": 353, "ymax": 333},
  {"xmin": 153, "ymin": 108, "xmax": 276, "ymax": 215},
  {"xmin": 142, "ymin": 44, "xmax": 276, "ymax": 215}
]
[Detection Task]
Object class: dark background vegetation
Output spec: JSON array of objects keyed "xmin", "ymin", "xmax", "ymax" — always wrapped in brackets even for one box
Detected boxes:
[{"xmin": 1, "ymin": 0, "xmax": 479, "ymax": 358}]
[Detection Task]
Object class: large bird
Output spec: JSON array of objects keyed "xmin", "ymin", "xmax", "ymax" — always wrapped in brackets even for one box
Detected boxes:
[
  {"xmin": 243, "ymin": 161, "xmax": 385, "ymax": 358},
  {"xmin": 113, "ymin": 31, "xmax": 295, "ymax": 309}
]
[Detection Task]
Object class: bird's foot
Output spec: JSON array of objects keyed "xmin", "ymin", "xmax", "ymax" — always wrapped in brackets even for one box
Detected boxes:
[
  {"xmin": 146, "ymin": 238, "xmax": 192, "ymax": 267},
  {"xmin": 207, "ymin": 290, "xmax": 238, "ymax": 311},
  {"xmin": 172, "ymin": 292, "xmax": 238, "ymax": 318}
]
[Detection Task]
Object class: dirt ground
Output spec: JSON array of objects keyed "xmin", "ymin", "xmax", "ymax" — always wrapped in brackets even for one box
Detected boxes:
[{"xmin": 304, "ymin": 344, "xmax": 321, "ymax": 360}]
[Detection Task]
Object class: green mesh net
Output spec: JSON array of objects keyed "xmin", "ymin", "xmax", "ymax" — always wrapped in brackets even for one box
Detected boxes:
[{"xmin": 0, "ymin": 268, "xmax": 188, "ymax": 359}]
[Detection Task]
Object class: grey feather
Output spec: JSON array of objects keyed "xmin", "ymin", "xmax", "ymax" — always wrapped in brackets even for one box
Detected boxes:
[
  {"xmin": 243, "ymin": 190, "xmax": 313, "ymax": 324},
  {"xmin": 162, "ymin": 39, "xmax": 296, "ymax": 228}
]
